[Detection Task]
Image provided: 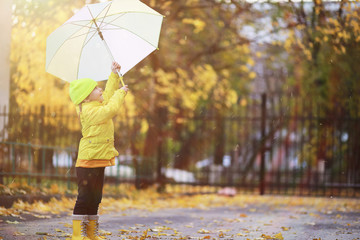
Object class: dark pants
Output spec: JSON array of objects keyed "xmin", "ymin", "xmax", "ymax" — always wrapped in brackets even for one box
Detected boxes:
[{"xmin": 73, "ymin": 167, "xmax": 105, "ymax": 215}]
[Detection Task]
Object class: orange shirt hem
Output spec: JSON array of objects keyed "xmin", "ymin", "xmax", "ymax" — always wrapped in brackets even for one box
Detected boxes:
[{"xmin": 75, "ymin": 158, "xmax": 115, "ymax": 168}]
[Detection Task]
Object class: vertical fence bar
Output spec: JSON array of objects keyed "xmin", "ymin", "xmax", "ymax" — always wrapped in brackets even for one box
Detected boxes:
[
  {"xmin": 294, "ymin": 96, "xmax": 300, "ymax": 195},
  {"xmin": 55, "ymin": 151, "xmax": 59, "ymax": 176},
  {"xmin": 346, "ymin": 105, "xmax": 352, "ymax": 196},
  {"xmin": 335, "ymin": 115, "xmax": 340, "ymax": 195},
  {"xmin": 320, "ymin": 97, "xmax": 326, "ymax": 196},
  {"xmin": 268, "ymin": 94, "xmax": 273, "ymax": 194},
  {"xmin": 237, "ymin": 102, "xmax": 242, "ymax": 190},
  {"xmin": 316, "ymin": 97, "xmax": 325, "ymax": 196},
  {"xmin": 251, "ymin": 97, "xmax": 257, "ymax": 192},
  {"xmin": 11, "ymin": 143, "xmax": 15, "ymax": 174},
  {"xmin": 42, "ymin": 148, "xmax": 46, "ymax": 178},
  {"xmin": 67, "ymin": 150, "xmax": 71, "ymax": 190},
  {"xmin": 1, "ymin": 106, "xmax": 6, "ymax": 140},
  {"xmin": 28, "ymin": 143, "xmax": 32, "ymax": 185},
  {"xmin": 31, "ymin": 106, "xmax": 37, "ymax": 180},
  {"xmin": 357, "ymin": 98, "xmax": 360, "ymax": 196},
  {"xmin": 269, "ymin": 94, "xmax": 276, "ymax": 194},
  {"xmin": 277, "ymin": 94, "xmax": 283, "ymax": 194},
  {"xmin": 260, "ymin": 93, "xmax": 266, "ymax": 195},
  {"xmin": 332, "ymin": 114, "xmax": 337, "ymax": 196},
  {"xmin": 290, "ymin": 94, "xmax": 296, "ymax": 195},
  {"xmin": 156, "ymin": 136, "xmax": 163, "ymax": 192},
  {"xmin": 39, "ymin": 105, "xmax": 45, "ymax": 184},
  {"xmin": 0, "ymin": 106, "xmax": 6, "ymax": 184},
  {"xmin": 243, "ymin": 99, "xmax": 249, "ymax": 192},
  {"xmin": 341, "ymin": 116, "xmax": 345, "ymax": 196},
  {"xmin": 116, "ymin": 157, "xmax": 120, "ymax": 184},
  {"xmin": 354, "ymin": 98, "xmax": 360, "ymax": 196},
  {"xmin": 296, "ymin": 98, "xmax": 306, "ymax": 194}
]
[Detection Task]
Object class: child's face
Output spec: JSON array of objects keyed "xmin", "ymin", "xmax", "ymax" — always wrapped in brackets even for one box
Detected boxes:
[{"xmin": 87, "ymin": 86, "xmax": 104, "ymax": 103}]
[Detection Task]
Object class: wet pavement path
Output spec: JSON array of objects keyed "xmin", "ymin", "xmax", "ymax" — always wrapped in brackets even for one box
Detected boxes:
[{"xmin": 1, "ymin": 195, "xmax": 360, "ymax": 240}]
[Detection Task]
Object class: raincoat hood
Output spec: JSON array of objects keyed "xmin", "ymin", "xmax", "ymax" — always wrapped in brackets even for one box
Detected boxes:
[{"xmin": 69, "ymin": 78, "xmax": 97, "ymax": 105}]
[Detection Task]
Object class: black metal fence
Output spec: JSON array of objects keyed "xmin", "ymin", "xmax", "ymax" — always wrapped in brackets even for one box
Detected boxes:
[{"xmin": 1, "ymin": 93, "xmax": 359, "ymax": 197}]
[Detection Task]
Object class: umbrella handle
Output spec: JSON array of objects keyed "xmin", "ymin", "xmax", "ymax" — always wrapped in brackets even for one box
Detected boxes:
[{"xmin": 119, "ymin": 75, "xmax": 125, "ymax": 87}]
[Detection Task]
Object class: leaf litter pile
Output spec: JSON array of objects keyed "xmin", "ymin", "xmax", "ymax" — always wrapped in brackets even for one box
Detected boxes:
[{"xmin": 1, "ymin": 183, "xmax": 360, "ymax": 240}]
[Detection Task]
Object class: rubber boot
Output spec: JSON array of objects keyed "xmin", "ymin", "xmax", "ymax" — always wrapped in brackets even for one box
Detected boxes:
[
  {"xmin": 86, "ymin": 215, "xmax": 104, "ymax": 240},
  {"xmin": 71, "ymin": 215, "xmax": 91, "ymax": 240}
]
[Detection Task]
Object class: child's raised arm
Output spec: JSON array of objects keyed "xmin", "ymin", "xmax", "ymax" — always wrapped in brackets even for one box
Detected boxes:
[{"xmin": 102, "ymin": 61, "xmax": 124, "ymax": 101}]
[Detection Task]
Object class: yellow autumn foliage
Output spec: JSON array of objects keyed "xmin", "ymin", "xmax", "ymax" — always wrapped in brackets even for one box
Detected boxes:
[
  {"xmin": 182, "ymin": 18, "xmax": 206, "ymax": 33},
  {"xmin": 10, "ymin": 0, "xmax": 85, "ymax": 122}
]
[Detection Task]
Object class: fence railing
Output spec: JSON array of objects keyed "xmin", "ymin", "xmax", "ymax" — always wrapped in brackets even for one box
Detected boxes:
[{"xmin": 1, "ymin": 93, "xmax": 359, "ymax": 197}]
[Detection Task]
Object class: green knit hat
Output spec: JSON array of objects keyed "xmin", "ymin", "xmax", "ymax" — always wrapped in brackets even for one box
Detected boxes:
[{"xmin": 69, "ymin": 78, "xmax": 97, "ymax": 105}]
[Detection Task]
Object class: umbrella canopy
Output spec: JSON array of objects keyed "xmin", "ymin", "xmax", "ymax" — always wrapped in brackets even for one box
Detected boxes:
[{"xmin": 46, "ymin": 0, "xmax": 163, "ymax": 82}]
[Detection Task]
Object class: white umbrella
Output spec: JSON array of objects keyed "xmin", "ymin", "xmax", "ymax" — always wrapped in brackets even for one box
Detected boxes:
[{"xmin": 46, "ymin": 0, "xmax": 163, "ymax": 84}]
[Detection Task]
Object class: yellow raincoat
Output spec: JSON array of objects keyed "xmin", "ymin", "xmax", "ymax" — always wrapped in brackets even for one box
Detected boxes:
[{"xmin": 75, "ymin": 72, "xmax": 126, "ymax": 168}]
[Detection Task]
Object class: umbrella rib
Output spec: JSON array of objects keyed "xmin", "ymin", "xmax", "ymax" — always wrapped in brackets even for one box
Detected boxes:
[
  {"xmin": 95, "ymin": 11, "xmax": 161, "ymax": 33},
  {"xmin": 64, "ymin": 22, "xmax": 98, "ymax": 41},
  {"xmin": 67, "ymin": 29, "xmax": 97, "ymax": 41},
  {"xmin": 87, "ymin": 5, "xmax": 106, "ymax": 41},
  {"xmin": 75, "ymin": 25, "xmax": 96, "ymax": 80},
  {"xmin": 46, "ymin": 21, "xmax": 93, "ymax": 79},
  {"xmin": 95, "ymin": 10, "xmax": 162, "ymax": 28},
  {"xmin": 69, "ymin": 22, "xmax": 97, "ymax": 30},
  {"xmin": 98, "ymin": 11, "xmax": 162, "ymax": 18},
  {"xmin": 100, "ymin": 22, "xmax": 159, "ymax": 49},
  {"xmin": 98, "ymin": 1, "xmax": 112, "ymax": 29},
  {"xmin": 82, "ymin": 28, "xmax": 99, "ymax": 48},
  {"xmin": 97, "ymin": 13, "xmax": 126, "ymax": 29}
]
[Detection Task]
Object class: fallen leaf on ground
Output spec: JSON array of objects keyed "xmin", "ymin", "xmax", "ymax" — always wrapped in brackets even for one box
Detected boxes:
[
  {"xmin": 149, "ymin": 228, "xmax": 161, "ymax": 232},
  {"xmin": 198, "ymin": 229, "xmax": 210, "ymax": 234},
  {"xmin": 273, "ymin": 232, "xmax": 284, "ymax": 240},
  {"xmin": 63, "ymin": 223, "xmax": 72, "ymax": 228},
  {"xmin": 99, "ymin": 230, "xmax": 112, "ymax": 235},
  {"xmin": 6, "ymin": 220, "xmax": 20, "ymax": 224},
  {"xmin": 13, "ymin": 232, "xmax": 25, "ymax": 236},
  {"xmin": 237, "ymin": 232, "xmax": 247, "ymax": 236},
  {"xmin": 261, "ymin": 234, "xmax": 273, "ymax": 239},
  {"xmin": 261, "ymin": 232, "xmax": 283, "ymax": 240}
]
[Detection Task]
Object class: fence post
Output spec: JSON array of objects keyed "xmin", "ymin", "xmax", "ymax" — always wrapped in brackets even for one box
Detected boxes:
[
  {"xmin": 156, "ymin": 136, "xmax": 164, "ymax": 192},
  {"xmin": 156, "ymin": 107, "xmax": 167, "ymax": 192},
  {"xmin": 0, "ymin": 105, "xmax": 6, "ymax": 184},
  {"xmin": 260, "ymin": 93, "xmax": 267, "ymax": 195},
  {"xmin": 38, "ymin": 105, "xmax": 45, "ymax": 184}
]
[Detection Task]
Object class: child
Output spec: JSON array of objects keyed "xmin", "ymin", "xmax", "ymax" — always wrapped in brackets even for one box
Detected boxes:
[{"xmin": 69, "ymin": 62, "xmax": 128, "ymax": 240}]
